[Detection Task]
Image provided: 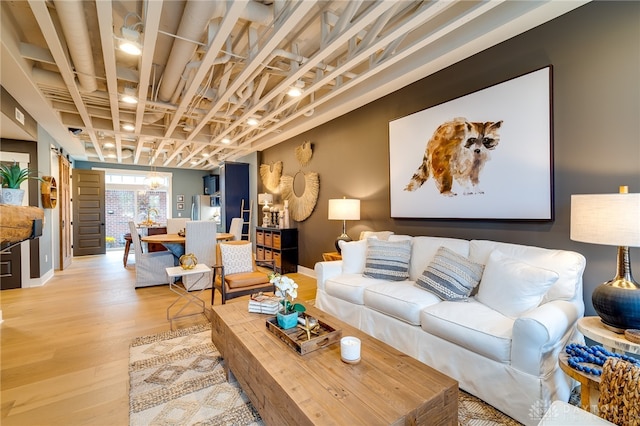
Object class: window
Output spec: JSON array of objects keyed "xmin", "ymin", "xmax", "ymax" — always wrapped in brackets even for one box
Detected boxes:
[{"xmin": 98, "ymin": 168, "xmax": 172, "ymax": 249}]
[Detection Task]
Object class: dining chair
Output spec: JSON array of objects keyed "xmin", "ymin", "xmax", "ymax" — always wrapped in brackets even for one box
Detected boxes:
[
  {"xmin": 212, "ymin": 240, "xmax": 275, "ymax": 305},
  {"xmin": 228, "ymin": 217, "xmax": 244, "ymax": 240},
  {"xmin": 167, "ymin": 217, "xmax": 190, "ymax": 234},
  {"xmin": 128, "ymin": 221, "xmax": 175, "ymax": 288},
  {"xmin": 183, "ymin": 220, "xmax": 217, "ymax": 290}
]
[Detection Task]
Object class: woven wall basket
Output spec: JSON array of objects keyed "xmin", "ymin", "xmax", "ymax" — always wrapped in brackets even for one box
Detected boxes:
[{"xmin": 280, "ymin": 171, "xmax": 319, "ymax": 222}]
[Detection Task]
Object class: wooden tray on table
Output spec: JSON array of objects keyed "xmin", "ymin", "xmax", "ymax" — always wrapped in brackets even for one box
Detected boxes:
[{"xmin": 266, "ymin": 312, "xmax": 342, "ymax": 355}]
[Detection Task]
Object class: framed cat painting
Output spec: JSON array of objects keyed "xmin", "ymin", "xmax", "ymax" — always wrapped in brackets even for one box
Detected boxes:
[{"xmin": 389, "ymin": 66, "xmax": 553, "ymax": 220}]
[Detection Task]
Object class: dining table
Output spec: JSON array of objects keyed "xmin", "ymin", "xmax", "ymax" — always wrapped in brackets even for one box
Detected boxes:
[{"xmin": 141, "ymin": 232, "xmax": 235, "ymax": 261}]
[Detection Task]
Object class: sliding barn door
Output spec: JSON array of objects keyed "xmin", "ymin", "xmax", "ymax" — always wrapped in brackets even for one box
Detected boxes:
[{"xmin": 59, "ymin": 155, "xmax": 72, "ymax": 268}]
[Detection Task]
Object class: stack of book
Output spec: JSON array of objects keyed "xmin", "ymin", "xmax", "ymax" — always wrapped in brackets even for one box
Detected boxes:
[{"xmin": 248, "ymin": 294, "xmax": 281, "ymax": 314}]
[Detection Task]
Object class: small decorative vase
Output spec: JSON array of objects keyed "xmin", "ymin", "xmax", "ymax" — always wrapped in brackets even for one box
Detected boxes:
[
  {"xmin": 0, "ymin": 188, "xmax": 25, "ymax": 205},
  {"xmin": 276, "ymin": 311, "xmax": 299, "ymax": 330},
  {"xmin": 179, "ymin": 253, "xmax": 198, "ymax": 270}
]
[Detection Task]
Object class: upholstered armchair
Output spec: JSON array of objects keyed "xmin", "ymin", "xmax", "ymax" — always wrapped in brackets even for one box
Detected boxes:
[
  {"xmin": 128, "ymin": 221, "xmax": 174, "ymax": 288},
  {"xmin": 167, "ymin": 217, "xmax": 190, "ymax": 234},
  {"xmin": 212, "ymin": 241, "xmax": 275, "ymax": 304},
  {"xmin": 228, "ymin": 217, "xmax": 244, "ymax": 241},
  {"xmin": 183, "ymin": 220, "xmax": 216, "ymax": 290}
]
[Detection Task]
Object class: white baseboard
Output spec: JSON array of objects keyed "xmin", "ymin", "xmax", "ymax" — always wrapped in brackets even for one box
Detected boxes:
[{"xmin": 297, "ymin": 265, "xmax": 315, "ymax": 278}]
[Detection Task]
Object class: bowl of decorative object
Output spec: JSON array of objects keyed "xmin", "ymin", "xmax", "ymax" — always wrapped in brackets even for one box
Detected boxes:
[{"xmin": 179, "ymin": 253, "xmax": 198, "ymax": 270}]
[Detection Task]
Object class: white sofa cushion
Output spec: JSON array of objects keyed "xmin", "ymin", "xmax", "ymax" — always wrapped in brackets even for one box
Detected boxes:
[
  {"xmin": 408, "ymin": 236, "xmax": 470, "ymax": 281},
  {"xmin": 359, "ymin": 230, "xmax": 394, "ymax": 240},
  {"xmin": 420, "ymin": 300, "xmax": 515, "ymax": 363},
  {"xmin": 324, "ymin": 274, "xmax": 382, "ymax": 305},
  {"xmin": 363, "ymin": 238, "xmax": 411, "ymax": 281},
  {"xmin": 339, "ymin": 239, "xmax": 368, "ymax": 274},
  {"xmin": 476, "ymin": 250, "xmax": 559, "ymax": 319},
  {"xmin": 416, "ymin": 246, "xmax": 484, "ymax": 301},
  {"xmin": 469, "ymin": 240, "xmax": 586, "ymax": 303},
  {"xmin": 364, "ymin": 281, "xmax": 440, "ymax": 325}
]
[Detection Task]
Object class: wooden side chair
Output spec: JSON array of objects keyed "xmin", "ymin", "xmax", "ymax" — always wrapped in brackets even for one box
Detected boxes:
[{"xmin": 212, "ymin": 240, "xmax": 275, "ymax": 305}]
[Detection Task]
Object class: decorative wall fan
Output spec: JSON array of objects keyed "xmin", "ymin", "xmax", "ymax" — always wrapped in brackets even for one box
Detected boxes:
[
  {"xmin": 280, "ymin": 171, "xmax": 319, "ymax": 221},
  {"xmin": 295, "ymin": 141, "xmax": 313, "ymax": 166},
  {"xmin": 259, "ymin": 161, "xmax": 283, "ymax": 193}
]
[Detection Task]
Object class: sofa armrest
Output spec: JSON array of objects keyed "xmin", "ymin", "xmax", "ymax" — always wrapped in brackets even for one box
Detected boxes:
[
  {"xmin": 511, "ymin": 300, "xmax": 584, "ymax": 375},
  {"xmin": 314, "ymin": 261, "xmax": 343, "ymax": 292}
]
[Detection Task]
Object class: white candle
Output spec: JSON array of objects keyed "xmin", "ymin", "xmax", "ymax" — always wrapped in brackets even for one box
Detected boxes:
[{"xmin": 340, "ymin": 336, "xmax": 361, "ymax": 363}]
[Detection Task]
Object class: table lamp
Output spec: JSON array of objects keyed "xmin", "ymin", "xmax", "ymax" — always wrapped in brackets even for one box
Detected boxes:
[
  {"xmin": 570, "ymin": 186, "xmax": 640, "ymax": 332},
  {"xmin": 258, "ymin": 193, "xmax": 273, "ymax": 227},
  {"xmin": 328, "ymin": 198, "xmax": 360, "ymax": 253}
]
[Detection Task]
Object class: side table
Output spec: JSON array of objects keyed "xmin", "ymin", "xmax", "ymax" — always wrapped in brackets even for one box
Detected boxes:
[
  {"xmin": 577, "ymin": 316, "xmax": 640, "ymax": 355},
  {"xmin": 165, "ymin": 263, "xmax": 210, "ymax": 329},
  {"xmin": 558, "ymin": 352, "xmax": 601, "ymax": 413},
  {"xmin": 322, "ymin": 251, "xmax": 342, "ymax": 261}
]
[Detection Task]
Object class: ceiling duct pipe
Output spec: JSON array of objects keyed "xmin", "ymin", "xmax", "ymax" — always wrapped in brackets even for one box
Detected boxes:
[
  {"xmin": 52, "ymin": 0, "xmax": 98, "ymax": 93},
  {"xmin": 158, "ymin": 0, "xmax": 272, "ymax": 103}
]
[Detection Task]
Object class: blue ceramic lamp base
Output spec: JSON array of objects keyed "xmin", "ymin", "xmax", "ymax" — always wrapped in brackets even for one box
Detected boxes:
[{"xmin": 592, "ymin": 246, "xmax": 640, "ymax": 333}]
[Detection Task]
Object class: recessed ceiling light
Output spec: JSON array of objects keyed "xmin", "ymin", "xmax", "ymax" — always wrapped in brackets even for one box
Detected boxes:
[
  {"xmin": 122, "ymin": 123, "xmax": 135, "ymax": 131},
  {"xmin": 122, "ymin": 86, "xmax": 138, "ymax": 104},
  {"xmin": 287, "ymin": 87, "xmax": 302, "ymax": 97},
  {"xmin": 122, "ymin": 94, "xmax": 137, "ymax": 104},
  {"xmin": 103, "ymin": 141, "xmax": 115, "ymax": 148},
  {"xmin": 201, "ymin": 152, "xmax": 210, "ymax": 158},
  {"xmin": 247, "ymin": 118, "xmax": 258, "ymax": 126},
  {"xmin": 118, "ymin": 26, "xmax": 142, "ymax": 56},
  {"xmin": 221, "ymin": 137, "xmax": 231, "ymax": 144}
]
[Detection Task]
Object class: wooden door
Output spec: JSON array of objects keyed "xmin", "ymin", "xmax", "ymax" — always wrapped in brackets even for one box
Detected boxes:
[
  {"xmin": 0, "ymin": 247, "xmax": 21, "ymax": 290},
  {"xmin": 59, "ymin": 155, "xmax": 72, "ymax": 268},
  {"xmin": 73, "ymin": 169, "xmax": 105, "ymax": 256}
]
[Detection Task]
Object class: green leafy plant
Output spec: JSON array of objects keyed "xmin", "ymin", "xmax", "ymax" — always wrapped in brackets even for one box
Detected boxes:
[{"xmin": 0, "ymin": 162, "xmax": 42, "ymax": 189}]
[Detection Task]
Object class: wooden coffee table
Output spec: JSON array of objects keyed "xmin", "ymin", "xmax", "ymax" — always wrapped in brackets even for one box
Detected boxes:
[{"xmin": 211, "ymin": 303, "xmax": 458, "ymax": 425}]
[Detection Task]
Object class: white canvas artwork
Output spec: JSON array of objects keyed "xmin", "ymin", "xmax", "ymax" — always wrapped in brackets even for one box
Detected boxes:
[{"xmin": 389, "ymin": 66, "xmax": 553, "ymax": 220}]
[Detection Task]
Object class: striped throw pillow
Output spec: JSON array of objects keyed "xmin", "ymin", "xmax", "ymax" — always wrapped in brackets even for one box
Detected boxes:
[
  {"xmin": 363, "ymin": 238, "xmax": 411, "ymax": 281},
  {"xmin": 416, "ymin": 246, "xmax": 484, "ymax": 301}
]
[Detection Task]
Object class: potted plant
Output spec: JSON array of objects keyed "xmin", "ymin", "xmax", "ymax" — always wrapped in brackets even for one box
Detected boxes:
[
  {"xmin": 0, "ymin": 162, "xmax": 42, "ymax": 205},
  {"xmin": 270, "ymin": 273, "xmax": 306, "ymax": 329}
]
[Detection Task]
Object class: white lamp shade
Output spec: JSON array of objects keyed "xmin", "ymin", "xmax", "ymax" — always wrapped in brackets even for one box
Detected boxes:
[
  {"xmin": 570, "ymin": 193, "xmax": 640, "ymax": 247},
  {"xmin": 328, "ymin": 199, "xmax": 360, "ymax": 221},
  {"xmin": 258, "ymin": 193, "xmax": 273, "ymax": 205}
]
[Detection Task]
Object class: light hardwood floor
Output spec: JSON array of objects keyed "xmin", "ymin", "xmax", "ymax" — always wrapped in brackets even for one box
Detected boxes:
[{"xmin": 1, "ymin": 251, "xmax": 317, "ymax": 425}]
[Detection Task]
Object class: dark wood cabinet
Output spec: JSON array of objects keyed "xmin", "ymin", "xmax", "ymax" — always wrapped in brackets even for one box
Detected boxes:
[
  {"xmin": 219, "ymin": 162, "xmax": 249, "ymax": 233},
  {"xmin": 145, "ymin": 226, "xmax": 167, "ymax": 252},
  {"xmin": 203, "ymin": 174, "xmax": 219, "ymax": 198},
  {"xmin": 256, "ymin": 227, "xmax": 298, "ymax": 274}
]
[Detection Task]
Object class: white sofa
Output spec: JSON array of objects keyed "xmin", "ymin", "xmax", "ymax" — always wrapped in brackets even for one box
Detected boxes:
[{"xmin": 315, "ymin": 234, "xmax": 586, "ymax": 426}]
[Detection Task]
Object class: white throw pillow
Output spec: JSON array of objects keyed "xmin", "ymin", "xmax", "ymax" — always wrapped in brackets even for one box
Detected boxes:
[
  {"xmin": 359, "ymin": 230, "xmax": 394, "ymax": 241},
  {"xmin": 219, "ymin": 243, "xmax": 253, "ymax": 275},
  {"xmin": 476, "ymin": 250, "xmax": 559, "ymax": 318},
  {"xmin": 339, "ymin": 239, "xmax": 368, "ymax": 274}
]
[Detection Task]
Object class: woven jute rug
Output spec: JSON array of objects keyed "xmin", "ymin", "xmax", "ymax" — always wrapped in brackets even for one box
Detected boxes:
[{"xmin": 129, "ymin": 323, "xmax": 522, "ymax": 426}]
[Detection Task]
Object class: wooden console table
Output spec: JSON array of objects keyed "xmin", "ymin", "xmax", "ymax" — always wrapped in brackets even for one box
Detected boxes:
[{"xmin": 322, "ymin": 251, "xmax": 342, "ymax": 261}]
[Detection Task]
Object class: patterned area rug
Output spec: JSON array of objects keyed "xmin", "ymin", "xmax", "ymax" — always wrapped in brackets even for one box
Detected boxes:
[{"xmin": 129, "ymin": 323, "xmax": 523, "ymax": 425}]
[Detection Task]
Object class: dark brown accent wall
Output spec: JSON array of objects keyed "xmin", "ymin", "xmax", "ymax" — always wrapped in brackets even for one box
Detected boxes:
[{"xmin": 259, "ymin": 1, "xmax": 640, "ymax": 316}]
